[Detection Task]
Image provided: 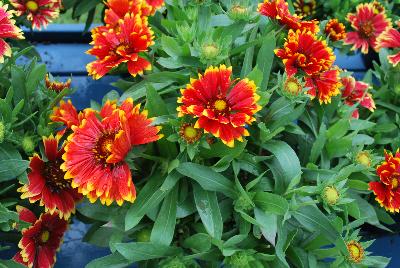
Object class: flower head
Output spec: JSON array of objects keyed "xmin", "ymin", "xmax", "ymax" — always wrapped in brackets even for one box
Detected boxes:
[
  {"xmin": 324, "ymin": 19, "xmax": 346, "ymax": 41},
  {"xmin": 0, "ymin": 2, "xmax": 24, "ymax": 62},
  {"xmin": 322, "ymin": 186, "xmax": 340, "ymax": 205},
  {"xmin": 18, "ymin": 136, "xmax": 82, "ymax": 219},
  {"xmin": 283, "ymin": 76, "xmax": 302, "ymax": 97},
  {"xmin": 344, "ymin": 3, "xmax": 391, "ymax": 54},
  {"xmin": 177, "ymin": 65, "xmax": 260, "ymax": 147},
  {"xmin": 45, "ymin": 74, "xmax": 71, "ymax": 92},
  {"xmin": 305, "ymin": 68, "xmax": 341, "ymax": 104},
  {"xmin": 13, "ymin": 207, "xmax": 68, "ymax": 268},
  {"xmin": 275, "ymin": 29, "xmax": 335, "ymax": 77},
  {"xmin": 356, "ymin": 151, "xmax": 372, "ymax": 167},
  {"xmin": 369, "ymin": 149, "xmax": 400, "ymax": 213},
  {"xmin": 179, "ymin": 123, "xmax": 202, "ymax": 144},
  {"xmin": 293, "ymin": 0, "xmax": 316, "ymax": 18},
  {"xmin": 10, "ymin": 0, "xmax": 60, "ymax": 29},
  {"xmin": 87, "ymin": 13, "xmax": 154, "ymax": 79},
  {"xmin": 62, "ymin": 98, "xmax": 162, "ymax": 206},
  {"xmin": 376, "ymin": 27, "xmax": 400, "ymax": 67},
  {"xmin": 346, "ymin": 240, "xmax": 364, "ymax": 263},
  {"xmin": 341, "ymin": 76, "xmax": 375, "ymax": 118}
]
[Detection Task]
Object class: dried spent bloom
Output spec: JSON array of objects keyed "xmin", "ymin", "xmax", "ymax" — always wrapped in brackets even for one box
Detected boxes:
[
  {"xmin": 18, "ymin": 136, "xmax": 82, "ymax": 219},
  {"xmin": 305, "ymin": 68, "xmax": 341, "ymax": 104},
  {"xmin": 324, "ymin": 19, "xmax": 346, "ymax": 42},
  {"xmin": 0, "ymin": 2, "xmax": 24, "ymax": 63},
  {"xmin": 45, "ymin": 74, "xmax": 71, "ymax": 92},
  {"xmin": 346, "ymin": 240, "xmax": 365, "ymax": 263},
  {"xmin": 341, "ymin": 76, "xmax": 375, "ymax": 119},
  {"xmin": 62, "ymin": 98, "xmax": 163, "ymax": 206},
  {"xmin": 86, "ymin": 14, "xmax": 154, "ymax": 79},
  {"xmin": 376, "ymin": 27, "xmax": 400, "ymax": 67},
  {"xmin": 10, "ymin": 0, "xmax": 60, "ymax": 29},
  {"xmin": 177, "ymin": 65, "xmax": 261, "ymax": 147},
  {"xmin": 275, "ymin": 29, "xmax": 335, "ymax": 77},
  {"xmin": 13, "ymin": 207, "xmax": 68, "ymax": 268},
  {"xmin": 294, "ymin": 0, "xmax": 316, "ymax": 18},
  {"xmin": 179, "ymin": 123, "xmax": 202, "ymax": 144},
  {"xmin": 344, "ymin": 3, "xmax": 391, "ymax": 54}
]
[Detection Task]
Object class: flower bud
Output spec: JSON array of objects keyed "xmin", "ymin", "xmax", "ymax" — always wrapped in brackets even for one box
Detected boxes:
[
  {"xmin": 322, "ymin": 186, "xmax": 340, "ymax": 205},
  {"xmin": 225, "ymin": 251, "xmax": 253, "ymax": 267},
  {"xmin": 136, "ymin": 228, "xmax": 151, "ymax": 242},
  {"xmin": 22, "ymin": 136, "xmax": 35, "ymax": 154},
  {"xmin": 234, "ymin": 195, "xmax": 253, "ymax": 212},
  {"xmin": 201, "ymin": 43, "xmax": 220, "ymax": 61},
  {"xmin": 283, "ymin": 77, "xmax": 302, "ymax": 98},
  {"xmin": 355, "ymin": 151, "xmax": 371, "ymax": 167},
  {"xmin": 228, "ymin": 5, "xmax": 250, "ymax": 21},
  {"xmin": 346, "ymin": 240, "xmax": 364, "ymax": 263}
]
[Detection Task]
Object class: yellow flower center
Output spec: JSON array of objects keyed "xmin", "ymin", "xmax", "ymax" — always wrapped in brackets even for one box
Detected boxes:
[
  {"xmin": 323, "ymin": 186, "xmax": 340, "ymax": 205},
  {"xmin": 202, "ymin": 44, "xmax": 219, "ymax": 59},
  {"xmin": 179, "ymin": 123, "xmax": 202, "ymax": 144},
  {"xmin": 40, "ymin": 230, "xmax": 50, "ymax": 243},
  {"xmin": 94, "ymin": 133, "xmax": 116, "ymax": 163},
  {"xmin": 346, "ymin": 240, "xmax": 364, "ymax": 263},
  {"xmin": 284, "ymin": 77, "xmax": 302, "ymax": 96},
  {"xmin": 355, "ymin": 151, "xmax": 371, "ymax": 167},
  {"xmin": 392, "ymin": 178, "xmax": 398, "ymax": 189},
  {"xmin": 360, "ymin": 21, "xmax": 374, "ymax": 38},
  {"xmin": 303, "ymin": 5, "xmax": 310, "ymax": 13},
  {"xmin": 26, "ymin": 1, "xmax": 39, "ymax": 12},
  {"xmin": 214, "ymin": 99, "xmax": 227, "ymax": 111},
  {"xmin": 184, "ymin": 126, "xmax": 198, "ymax": 139}
]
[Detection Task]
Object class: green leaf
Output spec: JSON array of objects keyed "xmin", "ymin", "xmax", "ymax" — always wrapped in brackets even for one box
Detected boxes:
[
  {"xmin": 253, "ymin": 192, "xmax": 289, "ymax": 215},
  {"xmin": 256, "ymin": 32, "xmax": 276, "ymax": 89},
  {"xmin": 326, "ymin": 119, "xmax": 349, "ymax": 140},
  {"xmin": 125, "ymin": 172, "xmax": 181, "ymax": 231},
  {"xmin": 254, "ymin": 208, "xmax": 277, "ymax": 246},
  {"xmin": 115, "ymin": 242, "xmax": 181, "ymax": 262},
  {"xmin": 183, "ymin": 233, "xmax": 212, "ymax": 252},
  {"xmin": 0, "ymin": 160, "xmax": 29, "ymax": 182},
  {"xmin": 0, "ymin": 260, "xmax": 26, "ymax": 268},
  {"xmin": 73, "ymin": 0, "xmax": 100, "ymax": 17},
  {"xmin": 85, "ymin": 252, "xmax": 131, "ymax": 268},
  {"xmin": 177, "ymin": 163, "xmax": 237, "ymax": 198},
  {"xmin": 193, "ymin": 183, "xmax": 223, "ymax": 240},
  {"xmin": 150, "ymin": 184, "xmax": 178, "ymax": 245},
  {"xmin": 326, "ymin": 136, "xmax": 352, "ymax": 158},
  {"xmin": 240, "ymin": 25, "xmax": 258, "ymax": 77},
  {"xmin": 161, "ymin": 36, "xmax": 187, "ymax": 57},
  {"xmin": 25, "ymin": 63, "xmax": 46, "ymax": 97},
  {"xmin": 309, "ymin": 123, "xmax": 327, "ymax": 163}
]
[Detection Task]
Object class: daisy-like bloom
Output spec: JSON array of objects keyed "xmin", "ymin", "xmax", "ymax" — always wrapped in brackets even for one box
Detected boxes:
[
  {"xmin": 324, "ymin": 19, "xmax": 346, "ymax": 42},
  {"xmin": 45, "ymin": 74, "xmax": 71, "ymax": 92},
  {"xmin": 179, "ymin": 123, "xmax": 202, "ymax": 144},
  {"xmin": 369, "ymin": 149, "xmax": 400, "ymax": 213},
  {"xmin": 293, "ymin": 0, "xmax": 316, "ymax": 18},
  {"xmin": 9, "ymin": 0, "xmax": 60, "ymax": 30},
  {"xmin": 344, "ymin": 3, "xmax": 391, "ymax": 54},
  {"xmin": 275, "ymin": 29, "xmax": 335, "ymax": 77},
  {"xmin": 18, "ymin": 136, "xmax": 82, "ymax": 219},
  {"xmin": 177, "ymin": 65, "xmax": 261, "ymax": 147},
  {"xmin": 62, "ymin": 98, "xmax": 163, "ymax": 206},
  {"xmin": 376, "ymin": 27, "xmax": 400, "ymax": 67},
  {"xmin": 305, "ymin": 68, "xmax": 341, "ymax": 104},
  {"xmin": 86, "ymin": 13, "xmax": 154, "ymax": 80},
  {"xmin": 341, "ymin": 76, "xmax": 375, "ymax": 119},
  {"xmin": 13, "ymin": 206, "xmax": 68, "ymax": 268},
  {"xmin": 258, "ymin": 0, "xmax": 319, "ymax": 33},
  {"xmin": 50, "ymin": 99, "xmax": 82, "ymax": 136},
  {"xmin": 0, "ymin": 2, "xmax": 24, "ymax": 63},
  {"xmin": 346, "ymin": 240, "xmax": 365, "ymax": 263}
]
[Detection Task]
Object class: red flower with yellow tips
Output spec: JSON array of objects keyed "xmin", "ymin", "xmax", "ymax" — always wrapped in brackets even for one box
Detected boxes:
[
  {"xmin": 369, "ymin": 150, "xmax": 400, "ymax": 213},
  {"xmin": 275, "ymin": 29, "xmax": 335, "ymax": 77},
  {"xmin": 305, "ymin": 68, "xmax": 341, "ymax": 104},
  {"xmin": 45, "ymin": 74, "xmax": 71, "ymax": 92},
  {"xmin": 341, "ymin": 76, "xmax": 375, "ymax": 119},
  {"xmin": 142, "ymin": 0, "xmax": 164, "ymax": 16},
  {"xmin": 13, "ymin": 206, "xmax": 68, "ymax": 268},
  {"xmin": 62, "ymin": 98, "xmax": 162, "ymax": 206},
  {"xmin": 344, "ymin": 3, "xmax": 391, "ymax": 54},
  {"xmin": 104, "ymin": 0, "xmax": 143, "ymax": 26},
  {"xmin": 177, "ymin": 65, "xmax": 261, "ymax": 147},
  {"xmin": 376, "ymin": 27, "xmax": 400, "ymax": 67},
  {"xmin": 0, "ymin": 3, "xmax": 24, "ymax": 63},
  {"xmin": 50, "ymin": 99, "xmax": 82, "ymax": 136},
  {"xmin": 86, "ymin": 13, "xmax": 154, "ymax": 80},
  {"xmin": 10, "ymin": 0, "xmax": 60, "ymax": 30},
  {"xmin": 18, "ymin": 136, "xmax": 82, "ymax": 219},
  {"xmin": 324, "ymin": 19, "xmax": 346, "ymax": 42}
]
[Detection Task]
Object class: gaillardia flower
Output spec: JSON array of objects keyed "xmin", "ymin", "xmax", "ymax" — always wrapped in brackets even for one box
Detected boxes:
[
  {"xmin": 142, "ymin": 0, "xmax": 164, "ymax": 15},
  {"xmin": 369, "ymin": 149, "xmax": 400, "ymax": 213},
  {"xmin": 324, "ymin": 19, "xmax": 346, "ymax": 42},
  {"xmin": 13, "ymin": 207, "xmax": 68, "ymax": 268},
  {"xmin": 0, "ymin": 3, "xmax": 24, "ymax": 62},
  {"xmin": 346, "ymin": 240, "xmax": 364, "ymax": 263},
  {"xmin": 344, "ymin": 3, "xmax": 391, "ymax": 54},
  {"xmin": 305, "ymin": 68, "xmax": 341, "ymax": 104},
  {"xmin": 293, "ymin": 0, "xmax": 316, "ymax": 18},
  {"xmin": 10, "ymin": 0, "xmax": 60, "ymax": 29},
  {"xmin": 275, "ymin": 29, "xmax": 335, "ymax": 77},
  {"xmin": 50, "ymin": 99, "xmax": 82, "ymax": 136},
  {"xmin": 86, "ymin": 13, "xmax": 154, "ymax": 79},
  {"xmin": 62, "ymin": 98, "xmax": 162, "ymax": 206},
  {"xmin": 258, "ymin": 0, "xmax": 319, "ymax": 33},
  {"xmin": 179, "ymin": 123, "xmax": 202, "ymax": 144},
  {"xmin": 177, "ymin": 65, "xmax": 261, "ymax": 147},
  {"xmin": 341, "ymin": 76, "xmax": 375, "ymax": 119},
  {"xmin": 18, "ymin": 136, "xmax": 82, "ymax": 219},
  {"xmin": 376, "ymin": 27, "xmax": 400, "ymax": 67},
  {"xmin": 45, "ymin": 74, "xmax": 71, "ymax": 92}
]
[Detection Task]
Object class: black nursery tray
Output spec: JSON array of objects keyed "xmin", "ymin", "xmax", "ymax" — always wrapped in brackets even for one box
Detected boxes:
[{"xmin": 1, "ymin": 24, "xmax": 398, "ymax": 268}]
